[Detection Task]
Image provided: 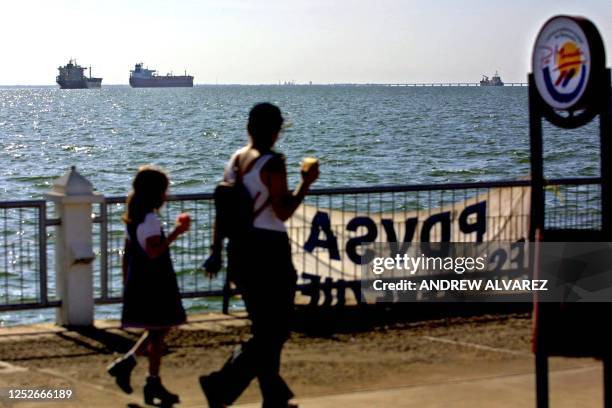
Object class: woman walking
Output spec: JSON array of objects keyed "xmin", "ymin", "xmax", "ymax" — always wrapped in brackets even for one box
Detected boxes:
[
  {"xmin": 107, "ymin": 166, "xmax": 190, "ymax": 407},
  {"xmin": 201, "ymin": 103, "xmax": 319, "ymax": 408}
]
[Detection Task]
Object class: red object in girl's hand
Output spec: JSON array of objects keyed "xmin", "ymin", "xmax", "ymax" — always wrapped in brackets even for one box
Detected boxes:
[{"xmin": 177, "ymin": 213, "xmax": 191, "ymax": 233}]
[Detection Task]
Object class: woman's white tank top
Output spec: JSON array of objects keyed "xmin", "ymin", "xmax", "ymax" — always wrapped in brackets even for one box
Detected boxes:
[{"xmin": 224, "ymin": 148, "xmax": 286, "ymax": 232}]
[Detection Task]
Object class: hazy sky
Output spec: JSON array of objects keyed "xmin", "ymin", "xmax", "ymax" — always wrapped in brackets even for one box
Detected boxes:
[{"xmin": 1, "ymin": 0, "xmax": 610, "ymax": 85}]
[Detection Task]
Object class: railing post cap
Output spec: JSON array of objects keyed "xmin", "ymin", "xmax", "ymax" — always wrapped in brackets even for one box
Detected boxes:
[{"xmin": 50, "ymin": 166, "xmax": 94, "ymax": 196}]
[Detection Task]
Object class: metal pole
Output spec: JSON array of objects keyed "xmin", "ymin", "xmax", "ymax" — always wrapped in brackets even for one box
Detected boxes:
[
  {"xmin": 528, "ymin": 74, "xmax": 545, "ymax": 240},
  {"xmin": 601, "ymin": 73, "xmax": 612, "ymax": 407},
  {"xmin": 536, "ymin": 352, "xmax": 549, "ymax": 408},
  {"xmin": 529, "ymin": 72, "xmax": 549, "ymax": 408},
  {"xmin": 100, "ymin": 201, "xmax": 108, "ymax": 301},
  {"xmin": 600, "ymin": 68, "xmax": 612, "ymax": 237},
  {"xmin": 222, "ymin": 275, "xmax": 230, "ymax": 315},
  {"xmin": 38, "ymin": 202, "xmax": 48, "ymax": 306},
  {"xmin": 604, "ymin": 357, "xmax": 612, "ymax": 408}
]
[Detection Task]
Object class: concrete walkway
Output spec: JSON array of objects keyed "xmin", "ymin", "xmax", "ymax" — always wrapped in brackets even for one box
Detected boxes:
[
  {"xmin": 0, "ymin": 312, "xmax": 605, "ymax": 407},
  {"xmin": 0, "ymin": 357, "xmax": 602, "ymax": 407},
  {"xmin": 235, "ymin": 363, "xmax": 603, "ymax": 408}
]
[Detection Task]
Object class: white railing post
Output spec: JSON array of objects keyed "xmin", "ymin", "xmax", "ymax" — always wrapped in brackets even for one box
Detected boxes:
[{"xmin": 45, "ymin": 166, "xmax": 103, "ymax": 326}]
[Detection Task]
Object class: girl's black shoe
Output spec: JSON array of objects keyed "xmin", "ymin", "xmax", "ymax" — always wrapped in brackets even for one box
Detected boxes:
[
  {"xmin": 144, "ymin": 375, "xmax": 180, "ymax": 407},
  {"xmin": 107, "ymin": 354, "xmax": 136, "ymax": 394}
]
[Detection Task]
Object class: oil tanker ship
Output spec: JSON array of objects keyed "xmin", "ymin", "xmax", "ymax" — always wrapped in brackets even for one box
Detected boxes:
[
  {"xmin": 480, "ymin": 71, "xmax": 504, "ymax": 86},
  {"xmin": 129, "ymin": 63, "xmax": 193, "ymax": 88},
  {"xmin": 56, "ymin": 59, "xmax": 102, "ymax": 89}
]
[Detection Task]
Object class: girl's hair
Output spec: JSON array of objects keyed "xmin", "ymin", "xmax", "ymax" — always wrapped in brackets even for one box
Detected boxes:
[
  {"xmin": 123, "ymin": 166, "xmax": 169, "ymax": 225},
  {"xmin": 247, "ymin": 102, "xmax": 284, "ymax": 150}
]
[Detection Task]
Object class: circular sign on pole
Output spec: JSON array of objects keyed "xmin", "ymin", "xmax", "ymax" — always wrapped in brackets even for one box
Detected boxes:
[{"xmin": 532, "ymin": 15, "xmax": 605, "ymax": 113}]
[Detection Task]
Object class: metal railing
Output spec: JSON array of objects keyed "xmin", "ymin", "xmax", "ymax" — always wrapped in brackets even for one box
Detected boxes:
[
  {"xmin": 93, "ymin": 193, "xmax": 217, "ymax": 304},
  {"xmin": 543, "ymin": 177, "xmax": 602, "ymax": 230},
  {"xmin": 0, "ymin": 177, "xmax": 603, "ymax": 312},
  {"xmin": 0, "ymin": 200, "xmax": 57, "ymax": 311},
  {"xmin": 92, "ymin": 177, "xmax": 600, "ymax": 306}
]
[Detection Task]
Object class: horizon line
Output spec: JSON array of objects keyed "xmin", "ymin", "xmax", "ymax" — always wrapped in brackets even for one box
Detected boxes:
[{"xmin": 0, "ymin": 81, "xmax": 530, "ymax": 88}]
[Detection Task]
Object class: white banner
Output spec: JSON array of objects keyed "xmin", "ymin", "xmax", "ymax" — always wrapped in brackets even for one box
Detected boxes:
[{"xmin": 287, "ymin": 186, "xmax": 531, "ymax": 282}]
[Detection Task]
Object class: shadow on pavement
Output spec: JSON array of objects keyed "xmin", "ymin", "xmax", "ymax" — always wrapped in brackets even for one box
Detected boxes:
[
  {"xmin": 60, "ymin": 326, "xmax": 140, "ymax": 354},
  {"xmin": 292, "ymin": 302, "xmax": 532, "ymax": 337}
]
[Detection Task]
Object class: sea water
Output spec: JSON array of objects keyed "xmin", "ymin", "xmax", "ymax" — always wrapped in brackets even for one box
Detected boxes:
[{"xmin": 0, "ymin": 85, "xmax": 601, "ymax": 325}]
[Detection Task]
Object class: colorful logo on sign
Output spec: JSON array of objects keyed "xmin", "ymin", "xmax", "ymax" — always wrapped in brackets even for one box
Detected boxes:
[{"xmin": 533, "ymin": 17, "xmax": 591, "ymax": 110}]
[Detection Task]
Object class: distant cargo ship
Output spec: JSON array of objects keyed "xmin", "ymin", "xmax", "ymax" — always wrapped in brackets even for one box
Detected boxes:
[
  {"xmin": 480, "ymin": 72, "xmax": 504, "ymax": 86},
  {"xmin": 56, "ymin": 59, "xmax": 102, "ymax": 89},
  {"xmin": 129, "ymin": 63, "xmax": 193, "ymax": 88}
]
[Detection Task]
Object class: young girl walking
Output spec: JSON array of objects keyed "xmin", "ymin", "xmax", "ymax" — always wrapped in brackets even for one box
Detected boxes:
[{"xmin": 107, "ymin": 166, "xmax": 189, "ymax": 407}]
